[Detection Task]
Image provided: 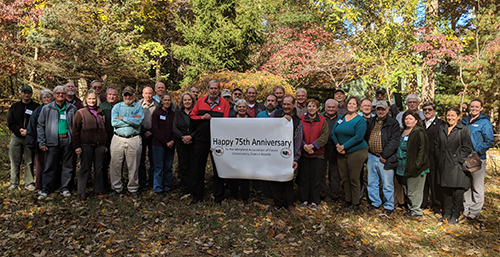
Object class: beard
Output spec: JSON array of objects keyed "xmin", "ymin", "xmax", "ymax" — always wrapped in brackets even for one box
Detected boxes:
[
  {"xmin": 66, "ymin": 90, "xmax": 75, "ymax": 96},
  {"xmin": 124, "ymin": 99, "xmax": 134, "ymax": 105}
]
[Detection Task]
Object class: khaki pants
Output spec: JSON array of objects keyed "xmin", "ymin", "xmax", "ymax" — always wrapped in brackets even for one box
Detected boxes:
[
  {"xmin": 109, "ymin": 134, "xmax": 142, "ymax": 193},
  {"xmin": 9, "ymin": 134, "xmax": 34, "ymax": 187}
]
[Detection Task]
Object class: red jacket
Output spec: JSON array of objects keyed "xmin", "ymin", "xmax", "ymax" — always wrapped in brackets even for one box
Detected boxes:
[
  {"xmin": 300, "ymin": 114, "xmax": 328, "ymax": 158},
  {"xmin": 190, "ymin": 96, "xmax": 230, "ymax": 142}
]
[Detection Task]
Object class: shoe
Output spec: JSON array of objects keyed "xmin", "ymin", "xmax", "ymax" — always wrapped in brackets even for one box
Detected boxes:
[
  {"xmin": 467, "ymin": 213, "xmax": 479, "ymax": 220},
  {"xmin": 300, "ymin": 203, "xmax": 308, "ymax": 208},
  {"xmin": 189, "ymin": 198, "xmax": 201, "ymax": 205},
  {"xmin": 214, "ymin": 198, "xmax": 223, "ymax": 205},
  {"xmin": 25, "ymin": 185, "xmax": 35, "ymax": 191},
  {"xmin": 79, "ymin": 194, "xmax": 87, "ymax": 201},
  {"xmin": 438, "ymin": 215, "xmax": 451, "ymax": 222},
  {"xmin": 347, "ymin": 204, "xmax": 360, "ymax": 212},
  {"xmin": 108, "ymin": 191, "xmax": 122, "ymax": 197},
  {"xmin": 311, "ymin": 204, "xmax": 318, "ymax": 211},
  {"xmin": 383, "ymin": 209, "xmax": 393, "ymax": 215},
  {"xmin": 287, "ymin": 205, "xmax": 295, "ymax": 212},
  {"xmin": 269, "ymin": 205, "xmax": 282, "ymax": 211},
  {"xmin": 368, "ymin": 205, "xmax": 379, "ymax": 211},
  {"xmin": 61, "ymin": 191, "xmax": 71, "ymax": 197},
  {"xmin": 448, "ymin": 218, "xmax": 459, "ymax": 225},
  {"xmin": 8, "ymin": 185, "xmax": 17, "ymax": 190},
  {"xmin": 341, "ymin": 202, "xmax": 352, "ymax": 208},
  {"xmin": 130, "ymin": 192, "xmax": 139, "ymax": 198},
  {"xmin": 38, "ymin": 192, "xmax": 47, "ymax": 200}
]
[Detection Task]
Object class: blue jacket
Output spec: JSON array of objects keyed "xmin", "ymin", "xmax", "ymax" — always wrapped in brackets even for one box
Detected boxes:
[{"xmin": 462, "ymin": 113, "xmax": 494, "ymax": 160}]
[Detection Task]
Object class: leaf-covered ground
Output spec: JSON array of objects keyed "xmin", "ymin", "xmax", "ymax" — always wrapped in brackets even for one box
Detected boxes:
[{"xmin": 1, "ymin": 165, "xmax": 499, "ymax": 257}]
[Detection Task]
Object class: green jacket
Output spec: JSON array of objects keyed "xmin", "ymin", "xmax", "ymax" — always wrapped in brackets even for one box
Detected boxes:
[{"xmin": 404, "ymin": 126, "xmax": 430, "ymax": 176}]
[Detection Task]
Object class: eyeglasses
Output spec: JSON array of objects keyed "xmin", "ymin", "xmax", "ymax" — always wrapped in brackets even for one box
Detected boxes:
[
  {"xmin": 423, "ymin": 108, "xmax": 434, "ymax": 111},
  {"xmin": 407, "ymin": 101, "xmax": 418, "ymax": 104},
  {"xmin": 55, "ymin": 92, "xmax": 66, "ymax": 95},
  {"xmin": 233, "ymin": 93, "xmax": 242, "ymax": 96}
]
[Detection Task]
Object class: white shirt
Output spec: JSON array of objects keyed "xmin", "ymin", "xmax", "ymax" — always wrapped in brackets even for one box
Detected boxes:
[{"xmin": 425, "ymin": 116, "xmax": 436, "ymax": 129}]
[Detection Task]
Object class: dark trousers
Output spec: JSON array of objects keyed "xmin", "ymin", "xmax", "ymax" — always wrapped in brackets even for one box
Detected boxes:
[
  {"xmin": 421, "ymin": 167, "xmax": 443, "ymax": 213},
  {"xmin": 271, "ymin": 180, "xmax": 294, "ymax": 208},
  {"xmin": 78, "ymin": 145, "xmax": 106, "ymax": 195},
  {"xmin": 35, "ymin": 150, "xmax": 46, "ymax": 190},
  {"xmin": 322, "ymin": 142, "xmax": 340, "ymax": 199},
  {"xmin": 42, "ymin": 138, "xmax": 74, "ymax": 193},
  {"xmin": 298, "ymin": 157, "xmax": 322, "ymax": 205},
  {"xmin": 139, "ymin": 135, "xmax": 154, "ymax": 187},
  {"xmin": 228, "ymin": 179, "xmax": 250, "ymax": 201},
  {"xmin": 176, "ymin": 141, "xmax": 194, "ymax": 195},
  {"xmin": 192, "ymin": 140, "xmax": 224, "ymax": 201},
  {"xmin": 337, "ymin": 147, "xmax": 368, "ymax": 205},
  {"xmin": 442, "ymin": 187, "xmax": 465, "ymax": 218},
  {"xmin": 102, "ymin": 148, "xmax": 111, "ymax": 192}
]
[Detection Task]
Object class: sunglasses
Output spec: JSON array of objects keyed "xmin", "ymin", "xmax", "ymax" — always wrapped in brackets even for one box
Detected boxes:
[{"xmin": 423, "ymin": 108, "xmax": 434, "ymax": 111}]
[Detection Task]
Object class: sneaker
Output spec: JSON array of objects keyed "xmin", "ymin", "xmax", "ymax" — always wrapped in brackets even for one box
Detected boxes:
[
  {"xmin": 38, "ymin": 192, "xmax": 47, "ymax": 200},
  {"xmin": 61, "ymin": 191, "xmax": 71, "ymax": 197},
  {"xmin": 448, "ymin": 218, "xmax": 459, "ymax": 225},
  {"xmin": 300, "ymin": 203, "xmax": 308, "ymax": 208},
  {"xmin": 341, "ymin": 202, "xmax": 352, "ymax": 208},
  {"xmin": 311, "ymin": 204, "xmax": 318, "ymax": 211},
  {"xmin": 438, "ymin": 215, "xmax": 451, "ymax": 222},
  {"xmin": 130, "ymin": 192, "xmax": 139, "ymax": 198},
  {"xmin": 347, "ymin": 204, "xmax": 360, "ymax": 212},
  {"xmin": 79, "ymin": 194, "xmax": 87, "ymax": 201},
  {"xmin": 383, "ymin": 209, "xmax": 393, "ymax": 215},
  {"xmin": 108, "ymin": 191, "xmax": 122, "ymax": 197},
  {"xmin": 8, "ymin": 185, "xmax": 17, "ymax": 190},
  {"xmin": 25, "ymin": 185, "xmax": 35, "ymax": 191}
]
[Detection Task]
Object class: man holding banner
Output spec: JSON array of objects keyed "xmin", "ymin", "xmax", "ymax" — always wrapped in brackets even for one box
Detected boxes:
[
  {"xmin": 190, "ymin": 80, "xmax": 230, "ymax": 205},
  {"xmin": 269, "ymin": 96, "xmax": 303, "ymax": 211}
]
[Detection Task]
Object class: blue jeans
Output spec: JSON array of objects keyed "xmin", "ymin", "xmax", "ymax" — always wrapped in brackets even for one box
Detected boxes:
[
  {"xmin": 367, "ymin": 153, "xmax": 394, "ymax": 210},
  {"xmin": 152, "ymin": 145, "xmax": 174, "ymax": 193}
]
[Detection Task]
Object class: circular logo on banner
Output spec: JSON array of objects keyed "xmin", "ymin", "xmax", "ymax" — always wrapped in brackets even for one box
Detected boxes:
[
  {"xmin": 214, "ymin": 146, "xmax": 224, "ymax": 156},
  {"xmin": 280, "ymin": 148, "xmax": 292, "ymax": 159}
]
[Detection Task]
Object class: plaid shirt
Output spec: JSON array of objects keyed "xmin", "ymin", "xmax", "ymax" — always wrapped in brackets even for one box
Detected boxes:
[{"xmin": 368, "ymin": 117, "xmax": 384, "ymax": 154}]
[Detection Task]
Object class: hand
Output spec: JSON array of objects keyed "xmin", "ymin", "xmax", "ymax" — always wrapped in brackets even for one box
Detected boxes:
[
  {"xmin": 307, "ymin": 148, "xmax": 314, "ymax": 155},
  {"xmin": 118, "ymin": 116, "xmax": 124, "ymax": 120},
  {"xmin": 380, "ymin": 157, "xmax": 386, "ymax": 163},
  {"xmin": 40, "ymin": 146, "xmax": 48, "ymax": 151},
  {"xmin": 166, "ymin": 140, "xmax": 174, "ymax": 148},
  {"xmin": 303, "ymin": 144, "xmax": 314, "ymax": 153},
  {"xmin": 144, "ymin": 131, "xmax": 152, "ymax": 138},
  {"xmin": 292, "ymin": 161, "xmax": 298, "ymax": 171},
  {"xmin": 105, "ymin": 147, "xmax": 108, "ymax": 152},
  {"xmin": 75, "ymin": 148, "xmax": 82, "ymax": 155},
  {"xmin": 201, "ymin": 113, "xmax": 212, "ymax": 120},
  {"xmin": 336, "ymin": 144, "xmax": 345, "ymax": 153},
  {"xmin": 283, "ymin": 115, "xmax": 292, "ymax": 122},
  {"xmin": 339, "ymin": 149, "xmax": 346, "ymax": 155},
  {"xmin": 20, "ymin": 128, "xmax": 27, "ymax": 137},
  {"xmin": 133, "ymin": 115, "xmax": 142, "ymax": 119},
  {"xmin": 182, "ymin": 135, "xmax": 192, "ymax": 144}
]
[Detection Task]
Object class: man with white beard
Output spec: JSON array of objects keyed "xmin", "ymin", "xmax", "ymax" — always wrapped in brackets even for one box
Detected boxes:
[{"xmin": 65, "ymin": 81, "xmax": 84, "ymax": 109}]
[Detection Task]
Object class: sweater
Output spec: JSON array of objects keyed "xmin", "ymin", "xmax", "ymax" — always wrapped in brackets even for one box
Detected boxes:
[
  {"xmin": 72, "ymin": 106, "xmax": 107, "ymax": 149},
  {"xmin": 152, "ymin": 108, "xmax": 175, "ymax": 146},
  {"xmin": 331, "ymin": 114, "xmax": 368, "ymax": 153}
]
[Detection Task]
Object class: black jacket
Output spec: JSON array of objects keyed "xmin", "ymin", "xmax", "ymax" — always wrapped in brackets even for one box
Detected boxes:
[
  {"xmin": 435, "ymin": 123, "xmax": 473, "ymax": 189},
  {"xmin": 425, "ymin": 117, "xmax": 446, "ymax": 170},
  {"xmin": 172, "ymin": 108, "xmax": 194, "ymax": 143},
  {"xmin": 365, "ymin": 116, "xmax": 401, "ymax": 170},
  {"xmin": 7, "ymin": 100, "xmax": 40, "ymax": 137}
]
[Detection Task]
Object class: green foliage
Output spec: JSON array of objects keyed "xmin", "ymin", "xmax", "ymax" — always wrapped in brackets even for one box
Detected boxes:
[
  {"xmin": 172, "ymin": 0, "xmax": 265, "ymax": 86},
  {"xmin": 27, "ymin": 0, "xmax": 153, "ymax": 85}
]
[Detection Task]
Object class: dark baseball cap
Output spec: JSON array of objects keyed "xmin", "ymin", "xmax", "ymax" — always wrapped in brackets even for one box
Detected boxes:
[{"xmin": 21, "ymin": 85, "xmax": 33, "ymax": 93}]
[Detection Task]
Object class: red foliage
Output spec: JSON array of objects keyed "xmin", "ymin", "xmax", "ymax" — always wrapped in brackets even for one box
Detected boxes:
[
  {"xmin": 259, "ymin": 23, "xmax": 334, "ymax": 82},
  {"xmin": 412, "ymin": 27, "xmax": 463, "ymax": 66}
]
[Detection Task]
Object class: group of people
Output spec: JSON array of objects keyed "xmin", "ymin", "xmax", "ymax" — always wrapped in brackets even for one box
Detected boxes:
[{"xmin": 7, "ymin": 81, "xmax": 495, "ymax": 223}]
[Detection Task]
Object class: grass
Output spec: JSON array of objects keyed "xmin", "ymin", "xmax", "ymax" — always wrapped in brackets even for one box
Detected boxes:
[{"xmin": 1, "ymin": 110, "xmax": 500, "ymax": 256}]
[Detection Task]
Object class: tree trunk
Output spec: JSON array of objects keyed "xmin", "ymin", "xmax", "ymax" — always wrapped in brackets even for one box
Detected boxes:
[
  {"xmin": 155, "ymin": 59, "xmax": 161, "ymax": 83},
  {"xmin": 421, "ymin": 67, "xmax": 435, "ymax": 103}
]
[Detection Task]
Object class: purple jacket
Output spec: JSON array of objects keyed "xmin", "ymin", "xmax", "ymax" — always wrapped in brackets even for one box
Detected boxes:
[{"xmin": 152, "ymin": 108, "xmax": 175, "ymax": 146}]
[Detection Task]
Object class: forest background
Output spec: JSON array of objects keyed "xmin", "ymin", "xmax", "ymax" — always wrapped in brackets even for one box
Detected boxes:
[{"xmin": 1, "ymin": 0, "xmax": 500, "ymax": 132}]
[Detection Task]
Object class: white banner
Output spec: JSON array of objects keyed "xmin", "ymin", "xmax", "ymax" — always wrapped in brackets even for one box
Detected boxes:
[{"xmin": 211, "ymin": 118, "xmax": 294, "ymax": 182}]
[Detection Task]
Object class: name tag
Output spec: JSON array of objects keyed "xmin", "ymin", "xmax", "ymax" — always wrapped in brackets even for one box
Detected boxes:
[
  {"xmin": 379, "ymin": 132, "xmax": 382, "ymax": 136},
  {"xmin": 60, "ymin": 114, "xmax": 66, "ymax": 120},
  {"xmin": 160, "ymin": 115, "xmax": 166, "ymax": 120},
  {"xmin": 337, "ymin": 119, "xmax": 343, "ymax": 125},
  {"xmin": 25, "ymin": 109, "xmax": 33, "ymax": 115},
  {"xmin": 404, "ymin": 136, "xmax": 409, "ymax": 141},
  {"xmin": 472, "ymin": 124, "xmax": 479, "ymax": 127}
]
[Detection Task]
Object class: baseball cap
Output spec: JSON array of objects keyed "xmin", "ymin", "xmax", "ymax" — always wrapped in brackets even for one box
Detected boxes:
[
  {"xmin": 21, "ymin": 85, "xmax": 33, "ymax": 93},
  {"xmin": 375, "ymin": 101, "xmax": 389, "ymax": 109},
  {"xmin": 334, "ymin": 88, "xmax": 346, "ymax": 94},
  {"xmin": 376, "ymin": 88, "xmax": 387, "ymax": 95},
  {"xmin": 221, "ymin": 89, "xmax": 231, "ymax": 97},
  {"xmin": 122, "ymin": 86, "xmax": 134, "ymax": 95}
]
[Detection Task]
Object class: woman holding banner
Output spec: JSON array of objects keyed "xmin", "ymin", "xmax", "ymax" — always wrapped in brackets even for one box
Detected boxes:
[
  {"xmin": 298, "ymin": 99, "xmax": 329, "ymax": 210},
  {"xmin": 229, "ymin": 99, "xmax": 250, "ymax": 202}
]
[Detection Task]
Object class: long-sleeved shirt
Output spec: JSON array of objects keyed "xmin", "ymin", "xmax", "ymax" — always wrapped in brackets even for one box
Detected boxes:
[
  {"xmin": 331, "ymin": 114, "xmax": 368, "ymax": 153},
  {"xmin": 7, "ymin": 100, "xmax": 40, "ymax": 137},
  {"xmin": 111, "ymin": 101, "xmax": 144, "ymax": 137}
]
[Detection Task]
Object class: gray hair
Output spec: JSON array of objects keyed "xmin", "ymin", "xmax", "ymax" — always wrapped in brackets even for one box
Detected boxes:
[
  {"xmin": 39, "ymin": 89, "xmax": 53, "ymax": 99},
  {"xmin": 296, "ymin": 88, "xmax": 307, "ymax": 95},
  {"xmin": 106, "ymin": 86, "xmax": 117, "ymax": 94},
  {"xmin": 207, "ymin": 80, "xmax": 220, "ymax": 88},
  {"xmin": 90, "ymin": 80, "xmax": 101, "ymax": 87},
  {"xmin": 53, "ymin": 85, "xmax": 67, "ymax": 93},
  {"xmin": 325, "ymin": 98, "xmax": 338, "ymax": 107},
  {"xmin": 406, "ymin": 94, "xmax": 420, "ymax": 103},
  {"xmin": 189, "ymin": 86, "xmax": 199, "ymax": 91},
  {"xmin": 234, "ymin": 99, "xmax": 248, "ymax": 112}
]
